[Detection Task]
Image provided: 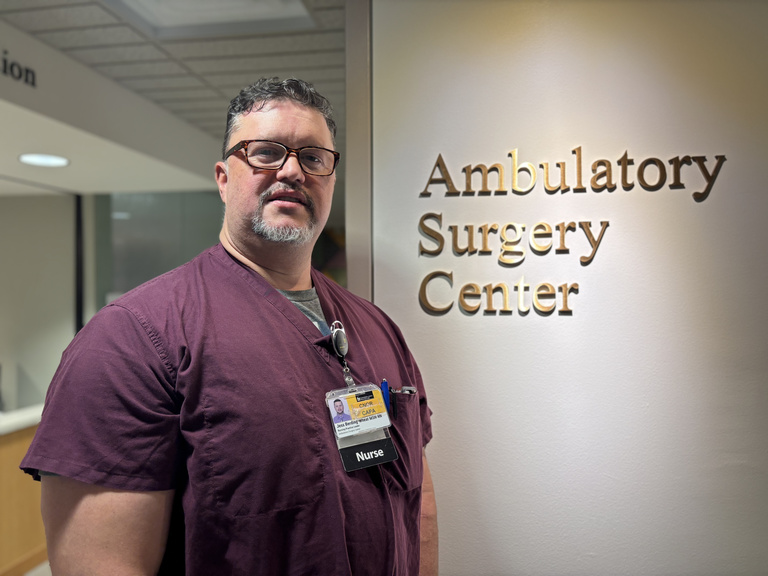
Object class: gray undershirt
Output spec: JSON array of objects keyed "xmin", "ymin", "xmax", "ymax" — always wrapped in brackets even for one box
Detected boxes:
[{"xmin": 279, "ymin": 287, "xmax": 331, "ymax": 336}]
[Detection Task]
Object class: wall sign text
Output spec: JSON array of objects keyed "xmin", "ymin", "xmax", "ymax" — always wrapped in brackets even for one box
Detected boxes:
[
  {"xmin": 2, "ymin": 49, "xmax": 36, "ymax": 88},
  {"xmin": 417, "ymin": 147, "xmax": 726, "ymax": 316}
]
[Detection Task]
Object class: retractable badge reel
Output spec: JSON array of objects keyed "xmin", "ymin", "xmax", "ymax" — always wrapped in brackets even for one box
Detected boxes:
[{"xmin": 325, "ymin": 321, "xmax": 398, "ymax": 472}]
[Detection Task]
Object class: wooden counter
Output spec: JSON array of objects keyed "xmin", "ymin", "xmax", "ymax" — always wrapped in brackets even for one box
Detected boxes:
[{"xmin": 0, "ymin": 425, "xmax": 47, "ymax": 576}]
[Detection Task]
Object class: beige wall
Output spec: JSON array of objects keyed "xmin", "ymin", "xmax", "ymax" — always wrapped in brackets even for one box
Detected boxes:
[
  {"xmin": 0, "ymin": 195, "xmax": 75, "ymax": 413},
  {"xmin": 367, "ymin": 1, "xmax": 768, "ymax": 574}
]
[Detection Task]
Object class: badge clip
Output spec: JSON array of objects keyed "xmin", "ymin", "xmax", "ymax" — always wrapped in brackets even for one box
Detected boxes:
[{"xmin": 330, "ymin": 321, "xmax": 355, "ymax": 387}]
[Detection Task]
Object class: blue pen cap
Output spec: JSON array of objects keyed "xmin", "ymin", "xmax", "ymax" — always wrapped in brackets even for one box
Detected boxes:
[{"xmin": 381, "ymin": 378, "xmax": 390, "ymax": 411}]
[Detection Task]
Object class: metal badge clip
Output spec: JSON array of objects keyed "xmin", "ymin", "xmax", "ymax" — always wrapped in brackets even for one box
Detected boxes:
[
  {"xmin": 330, "ymin": 321, "xmax": 355, "ymax": 387},
  {"xmin": 330, "ymin": 320, "xmax": 348, "ymax": 359}
]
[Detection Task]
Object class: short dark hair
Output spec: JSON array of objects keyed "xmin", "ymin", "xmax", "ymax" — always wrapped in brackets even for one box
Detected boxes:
[{"xmin": 222, "ymin": 77, "xmax": 337, "ymax": 159}]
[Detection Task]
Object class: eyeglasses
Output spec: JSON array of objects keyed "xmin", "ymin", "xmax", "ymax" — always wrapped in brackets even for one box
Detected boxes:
[{"xmin": 224, "ymin": 139, "xmax": 340, "ymax": 176}]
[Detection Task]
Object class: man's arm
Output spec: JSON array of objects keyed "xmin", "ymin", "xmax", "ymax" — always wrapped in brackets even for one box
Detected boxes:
[
  {"xmin": 420, "ymin": 450, "xmax": 438, "ymax": 576},
  {"xmin": 41, "ymin": 475, "xmax": 174, "ymax": 576}
]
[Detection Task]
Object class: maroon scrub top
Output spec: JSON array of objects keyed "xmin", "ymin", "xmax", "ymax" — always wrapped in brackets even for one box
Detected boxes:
[{"xmin": 22, "ymin": 244, "xmax": 432, "ymax": 575}]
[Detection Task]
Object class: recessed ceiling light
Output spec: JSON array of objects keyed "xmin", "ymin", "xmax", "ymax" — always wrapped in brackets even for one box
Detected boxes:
[{"xmin": 19, "ymin": 153, "xmax": 70, "ymax": 168}]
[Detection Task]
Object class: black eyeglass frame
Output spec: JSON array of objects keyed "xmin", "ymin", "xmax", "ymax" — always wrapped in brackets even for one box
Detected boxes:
[{"xmin": 223, "ymin": 139, "xmax": 341, "ymax": 176}]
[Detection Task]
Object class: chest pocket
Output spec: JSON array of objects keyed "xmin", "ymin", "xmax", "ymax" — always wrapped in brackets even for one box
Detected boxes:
[
  {"xmin": 190, "ymin": 364, "xmax": 328, "ymax": 519},
  {"xmin": 381, "ymin": 389, "xmax": 423, "ymax": 492}
]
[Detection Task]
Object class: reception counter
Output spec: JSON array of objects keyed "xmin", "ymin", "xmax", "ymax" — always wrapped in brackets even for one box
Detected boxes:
[{"xmin": 0, "ymin": 407, "xmax": 47, "ymax": 576}]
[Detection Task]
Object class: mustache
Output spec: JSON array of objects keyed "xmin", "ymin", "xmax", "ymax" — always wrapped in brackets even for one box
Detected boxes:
[
  {"xmin": 251, "ymin": 183, "xmax": 318, "ymax": 245},
  {"xmin": 259, "ymin": 184, "xmax": 314, "ymax": 210}
]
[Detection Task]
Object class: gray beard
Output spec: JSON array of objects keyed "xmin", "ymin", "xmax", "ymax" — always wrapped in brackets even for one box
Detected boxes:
[{"xmin": 250, "ymin": 186, "xmax": 317, "ymax": 245}]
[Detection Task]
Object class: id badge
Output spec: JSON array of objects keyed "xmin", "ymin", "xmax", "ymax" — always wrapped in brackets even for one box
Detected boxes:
[{"xmin": 326, "ymin": 383, "xmax": 399, "ymax": 472}]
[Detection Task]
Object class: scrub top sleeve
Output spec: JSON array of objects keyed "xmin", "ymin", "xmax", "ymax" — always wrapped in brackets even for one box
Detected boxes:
[{"xmin": 21, "ymin": 304, "xmax": 182, "ymax": 491}]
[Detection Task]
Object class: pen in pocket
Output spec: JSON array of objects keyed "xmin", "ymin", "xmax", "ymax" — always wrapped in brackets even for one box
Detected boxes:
[
  {"xmin": 381, "ymin": 378, "xmax": 391, "ymax": 411},
  {"xmin": 389, "ymin": 386, "xmax": 416, "ymax": 419}
]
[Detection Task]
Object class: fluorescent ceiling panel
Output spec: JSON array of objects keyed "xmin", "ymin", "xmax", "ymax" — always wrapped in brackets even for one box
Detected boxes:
[{"xmin": 103, "ymin": 0, "xmax": 315, "ymax": 39}]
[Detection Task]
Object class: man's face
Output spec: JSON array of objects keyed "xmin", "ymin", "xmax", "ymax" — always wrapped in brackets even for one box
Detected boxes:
[
  {"xmin": 334, "ymin": 400, "xmax": 344, "ymax": 414},
  {"xmin": 216, "ymin": 99, "xmax": 336, "ymax": 248}
]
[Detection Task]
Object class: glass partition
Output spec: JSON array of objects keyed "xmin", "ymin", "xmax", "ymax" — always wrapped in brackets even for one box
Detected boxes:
[{"xmin": 1, "ymin": 189, "xmax": 346, "ymax": 421}]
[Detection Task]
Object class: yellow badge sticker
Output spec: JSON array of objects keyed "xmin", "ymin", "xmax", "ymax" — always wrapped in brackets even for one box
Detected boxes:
[{"xmin": 347, "ymin": 390, "xmax": 386, "ymax": 419}]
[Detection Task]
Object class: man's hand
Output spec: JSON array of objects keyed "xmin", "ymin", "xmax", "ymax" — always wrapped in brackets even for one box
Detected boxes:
[{"xmin": 41, "ymin": 476, "xmax": 174, "ymax": 576}]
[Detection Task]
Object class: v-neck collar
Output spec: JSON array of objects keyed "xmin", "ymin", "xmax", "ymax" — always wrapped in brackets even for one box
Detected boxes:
[{"xmin": 214, "ymin": 244, "xmax": 335, "ymax": 364}]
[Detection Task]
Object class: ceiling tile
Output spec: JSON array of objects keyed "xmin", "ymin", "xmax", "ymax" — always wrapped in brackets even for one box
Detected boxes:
[
  {"xmin": 162, "ymin": 99, "xmax": 230, "ymax": 112},
  {"xmin": 0, "ymin": 0, "xmax": 87, "ymax": 11},
  {"xmin": 1, "ymin": 5, "xmax": 119, "ymax": 32},
  {"xmin": 103, "ymin": 0, "xmax": 315, "ymax": 38},
  {"xmin": 202, "ymin": 67, "xmax": 345, "ymax": 88},
  {"xmin": 141, "ymin": 87, "xmax": 223, "ymax": 102},
  {"xmin": 162, "ymin": 31, "xmax": 344, "ymax": 59},
  {"xmin": 175, "ymin": 108, "xmax": 223, "ymax": 119},
  {"xmin": 94, "ymin": 60, "xmax": 191, "ymax": 78},
  {"xmin": 120, "ymin": 76, "xmax": 207, "ymax": 91},
  {"xmin": 188, "ymin": 51, "xmax": 345, "ymax": 74},
  {"xmin": 66, "ymin": 43, "xmax": 168, "ymax": 65},
  {"xmin": 306, "ymin": 0, "xmax": 346, "ymax": 8},
  {"xmin": 176, "ymin": 107, "xmax": 222, "ymax": 124},
  {"xmin": 36, "ymin": 25, "xmax": 146, "ymax": 48}
]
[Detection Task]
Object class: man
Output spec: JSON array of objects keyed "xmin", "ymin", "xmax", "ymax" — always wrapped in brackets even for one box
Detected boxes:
[
  {"xmin": 21, "ymin": 78, "xmax": 437, "ymax": 575},
  {"xmin": 332, "ymin": 398, "xmax": 352, "ymax": 423}
]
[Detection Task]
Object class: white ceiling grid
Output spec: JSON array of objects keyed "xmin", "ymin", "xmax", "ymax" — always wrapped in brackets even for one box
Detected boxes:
[{"xmin": 0, "ymin": 0, "xmax": 347, "ymax": 147}]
